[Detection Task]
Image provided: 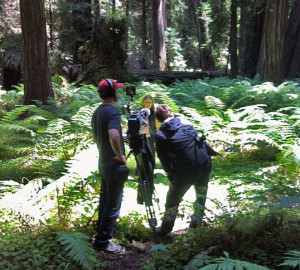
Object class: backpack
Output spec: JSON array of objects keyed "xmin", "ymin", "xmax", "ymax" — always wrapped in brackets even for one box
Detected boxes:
[{"xmin": 179, "ymin": 123, "xmax": 223, "ymax": 165}]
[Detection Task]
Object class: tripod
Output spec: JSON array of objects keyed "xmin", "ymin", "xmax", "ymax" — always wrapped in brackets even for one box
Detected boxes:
[{"xmin": 127, "ymin": 132, "xmax": 158, "ymax": 237}]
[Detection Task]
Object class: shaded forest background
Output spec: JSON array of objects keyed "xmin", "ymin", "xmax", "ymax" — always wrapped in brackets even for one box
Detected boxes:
[{"xmin": 1, "ymin": 0, "xmax": 300, "ymax": 104}]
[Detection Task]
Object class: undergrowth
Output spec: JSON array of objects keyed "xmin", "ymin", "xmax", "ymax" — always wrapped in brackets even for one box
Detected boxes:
[{"xmin": 0, "ymin": 76, "xmax": 299, "ymax": 269}]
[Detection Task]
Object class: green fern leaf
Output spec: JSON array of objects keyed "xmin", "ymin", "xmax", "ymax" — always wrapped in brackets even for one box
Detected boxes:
[
  {"xmin": 272, "ymin": 196, "xmax": 300, "ymax": 210},
  {"xmin": 199, "ymin": 252, "xmax": 271, "ymax": 270},
  {"xmin": 280, "ymin": 250, "xmax": 300, "ymax": 268},
  {"xmin": 150, "ymin": 243, "xmax": 167, "ymax": 252},
  {"xmin": 205, "ymin": 96, "xmax": 225, "ymax": 109},
  {"xmin": 184, "ymin": 252, "xmax": 211, "ymax": 270},
  {"xmin": 56, "ymin": 231, "xmax": 96, "ymax": 270},
  {"xmin": 0, "ymin": 105, "xmax": 35, "ymax": 123}
]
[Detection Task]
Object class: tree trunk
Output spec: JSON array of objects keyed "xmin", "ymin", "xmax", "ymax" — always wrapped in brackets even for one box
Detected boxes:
[
  {"xmin": 285, "ymin": 0, "xmax": 300, "ymax": 79},
  {"xmin": 152, "ymin": 0, "xmax": 167, "ymax": 70},
  {"xmin": 20, "ymin": 0, "xmax": 54, "ymax": 105},
  {"xmin": 256, "ymin": 0, "xmax": 289, "ymax": 83},
  {"xmin": 229, "ymin": 0, "xmax": 238, "ymax": 77},
  {"xmin": 48, "ymin": 0, "xmax": 54, "ymax": 50},
  {"xmin": 141, "ymin": 0, "xmax": 147, "ymax": 52},
  {"xmin": 239, "ymin": 0, "xmax": 265, "ymax": 78},
  {"xmin": 191, "ymin": 0, "xmax": 204, "ymax": 69},
  {"xmin": 72, "ymin": 0, "xmax": 92, "ymax": 63}
]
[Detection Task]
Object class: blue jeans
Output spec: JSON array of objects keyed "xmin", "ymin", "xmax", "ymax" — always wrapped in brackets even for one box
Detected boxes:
[
  {"xmin": 95, "ymin": 160, "xmax": 128, "ymax": 245},
  {"xmin": 160, "ymin": 159, "xmax": 212, "ymax": 234}
]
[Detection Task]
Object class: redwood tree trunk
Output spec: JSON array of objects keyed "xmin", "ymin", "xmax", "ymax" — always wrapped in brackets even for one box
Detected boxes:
[
  {"xmin": 285, "ymin": 0, "xmax": 300, "ymax": 79},
  {"xmin": 20, "ymin": 0, "xmax": 54, "ymax": 105},
  {"xmin": 256, "ymin": 0, "xmax": 288, "ymax": 83},
  {"xmin": 239, "ymin": 0, "xmax": 265, "ymax": 78},
  {"xmin": 229, "ymin": 0, "xmax": 238, "ymax": 77},
  {"xmin": 152, "ymin": 0, "xmax": 167, "ymax": 70}
]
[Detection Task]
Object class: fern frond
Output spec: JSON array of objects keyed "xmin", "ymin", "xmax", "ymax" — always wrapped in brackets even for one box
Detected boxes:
[
  {"xmin": 205, "ymin": 96, "xmax": 225, "ymax": 109},
  {"xmin": 0, "ymin": 123, "xmax": 35, "ymax": 137},
  {"xmin": 272, "ymin": 196, "xmax": 300, "ymax": 210},
  {"xmin": 56, "ymin": 231, "xmax": 97, "ymax": 270},
  {"xmin": 184, "ymin": 252, "xmax": 211, "ymax": 270},
  {"xmin": 0, "ymin": 105, "xmax": 35, "ymax": 123},
  {"xmin": 280, "ymin": 250, "xmax": 300, "ymax": 268},
  {"xmin": 71, "ymin": 104, "xmax": 98, "ymax": 129},
  {"xmin": 199, "ymin": 252, "xmax": 271, "ymax": 270}
]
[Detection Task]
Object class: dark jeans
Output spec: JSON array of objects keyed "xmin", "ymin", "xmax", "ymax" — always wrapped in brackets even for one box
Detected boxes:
[
  {"xmin": 95, "ymin": 161, "xmax": 127, "ymax": 245},
  {"xmin": 160, "ymin": 159, "xmax": 212, "ymax": 234}
]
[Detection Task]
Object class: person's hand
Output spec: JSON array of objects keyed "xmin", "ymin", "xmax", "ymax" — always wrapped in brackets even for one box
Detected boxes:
[
  {"xmin": 114, "ymin": 155, "xmax": 127, "ymax": 164},
  {"xmin": 121, "ymin": 155, "xmax": 127, "ymax": 164}
]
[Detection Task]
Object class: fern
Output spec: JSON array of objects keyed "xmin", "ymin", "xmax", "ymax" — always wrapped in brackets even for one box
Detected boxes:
[
  {"xmin": 184, "ymin": 252, "xmax": 211, "ymax": 270},
  {"xmin": 272, "ymin": 196, "xmax": 300, "ymax": 210},
  {"xmin": 205, "ymin": 96, "xmax": 225, "ymax": 110},
  {"xmin": 56, "ymin": 231, "xmax": 97, "ymax": 270},
  {"xmin": 280, "ymin": 250, "xmax": 300, "ymax": 268},
  {"xmin": 199, "ymin": 252, "xmax": 271, "ymax": 270},
  {"xmin": 0, "ymin": 105, "xmax": 35, "ymax": 123}
]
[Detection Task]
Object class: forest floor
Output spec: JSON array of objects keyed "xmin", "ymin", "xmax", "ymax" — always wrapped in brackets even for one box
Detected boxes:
[
  {"xmin": 95, "ymin": 241, "xmax": 154, "ymax": 270},
  {"xmin": 95, "ymin": 232, "xmax": 185, "ymax": 270}
]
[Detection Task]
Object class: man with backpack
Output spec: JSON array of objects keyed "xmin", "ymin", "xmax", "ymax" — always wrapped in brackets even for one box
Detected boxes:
[{"xmin": 155, "ymin": 104, "xmax": 221, "ymax": 236}]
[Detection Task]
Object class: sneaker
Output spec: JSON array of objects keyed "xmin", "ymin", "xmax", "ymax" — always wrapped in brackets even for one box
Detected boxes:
[
  {"xmin": 93, "ymin": 240, "xmax": 125, "ymax": 254},
  {"xmin": 105, "ymin": 242, "xmax": 125, "ymax": 254}
]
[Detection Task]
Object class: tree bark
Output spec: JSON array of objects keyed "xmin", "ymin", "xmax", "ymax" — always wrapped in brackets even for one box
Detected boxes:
[
  {"xmin": 191, "ymin": 0, "xmax": 204, "ymax": 69},
  {"xmin": 152, "ymin": 0, "xmax": 167, "ymax": 70},
  {"xmin": 239, "ymin": 0, "xmax": 265, "ymax": 78},
  {"xmin": 141, "ymin": 0, "xmax": 148, "ymax": 52},
  {"xmin": 256, "ymin": 0, "xmax": 288, "ymax": 83},
  {"xmin": 284, "ymin": 0, "xmax": 300, "ymax": 79},
  {"xmin": 229, "ymin": 0, "xmax": 238, "ymax": 77},
  {"xmin": 20, "ymin": 0, "xmax": 54, "ymax": 105}
]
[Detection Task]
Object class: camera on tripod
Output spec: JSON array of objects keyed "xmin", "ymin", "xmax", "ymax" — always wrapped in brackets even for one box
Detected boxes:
[
  {"xmin": 125, "ymin": 86, "xmax": 151, "ymax": 140},
  {"xmin": 124, "ymin": 86, "xmax": 157, "ymax": 231}
]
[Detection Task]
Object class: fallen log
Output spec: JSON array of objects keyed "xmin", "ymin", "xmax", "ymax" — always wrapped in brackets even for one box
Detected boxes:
[{"xmin": 134, "ymin": 70, "xmax": 226, "ymax": 85}]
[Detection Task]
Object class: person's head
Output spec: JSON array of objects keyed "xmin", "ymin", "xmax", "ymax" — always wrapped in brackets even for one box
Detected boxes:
[
  {"xmin": 140, "ymin": 95, "xmax": 154, "ymax": 110},
  {"xmin": 155, "ymin": 104, "xmax": 173, "ymax": 123},
  {"xmin": 97, "ymin": 79, "xmax": 124, "ymax": 101}
]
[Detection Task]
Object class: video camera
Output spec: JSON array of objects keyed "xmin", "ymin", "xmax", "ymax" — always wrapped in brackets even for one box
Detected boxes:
[{"xmin": 125, "ymin": 86, "xmax": 151, "ymax": 140}]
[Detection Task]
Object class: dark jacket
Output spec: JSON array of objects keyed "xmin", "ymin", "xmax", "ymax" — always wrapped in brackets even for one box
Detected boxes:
[{"xmin": 155, "ymin": 118, "xmax": 211, "ymax": 175}]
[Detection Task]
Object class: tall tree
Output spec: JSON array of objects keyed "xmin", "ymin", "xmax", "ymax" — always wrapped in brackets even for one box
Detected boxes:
[
  {"xmin": 152, "ymin": 0, "xmax": 167, "ymax": 70},
  {"xmin": 284, "ymin": 0, "xmax": 300, "ymax": 79},
  {"xmin": 239, "ymin": 0, "xmax": 265, "ymax": 78},
  {"xmin": 20, "ymin": 0, "xmax": 54, "ymax": 105},
  {"xmin": 256, "ymin": 0, "xmax": 289, "ymax": 83},
  {"xmin": 229, "ymin": 0, "xmax": 238, "ymax": 77}
]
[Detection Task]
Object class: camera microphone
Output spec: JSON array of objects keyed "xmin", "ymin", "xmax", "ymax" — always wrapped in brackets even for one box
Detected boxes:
[{"xmin": 140, "ymin": 108, "xmax": 151, "ymax": 117}]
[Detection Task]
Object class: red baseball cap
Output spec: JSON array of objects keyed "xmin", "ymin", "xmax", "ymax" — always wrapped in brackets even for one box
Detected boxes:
[{"xmin": 97, "ymin": 79, "xmax": 124, "ymax": 92}]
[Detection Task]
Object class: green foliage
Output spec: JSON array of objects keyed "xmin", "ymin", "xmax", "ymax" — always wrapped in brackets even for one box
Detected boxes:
[
  {"xmin": 115, "ymin": 211, "xmax": 152, "ymax": 245},
  {"xmin": 199, "ymin": 252, "xmax": 271, "ymax": 270},
  {"xmin": 0, "ymin": 231, "xmax": 82, "ymax": 269},
  {"xmin": 56, "ymin": 231, "xmax": 97, "ymax": 270},
  {"xmin": 0, "ymin": 81, "xmax": 97, "ymax": 181},
  {"xmin": 151, "ymin": 244, "xmax": 167, "ymax": 252},
  {"xmin": 280, "ymin": 250, "xmax": 300, "ymax": 268},
  {"xmin": 1, "ymin": 77, "xmax": 300, "ymax": 269},
  {"xmin": 165, "ymin": 27, "xmax": 187, "ymax": 71},
  {"xmin": 184, "ymin": 252, "xmax": 211, "ymax": 270},
  {"xmin": 0, "ymin": 89, "xmax": 23, "ymax": 116}
]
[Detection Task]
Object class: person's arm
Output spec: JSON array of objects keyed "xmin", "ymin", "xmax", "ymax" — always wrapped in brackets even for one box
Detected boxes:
[{"xmin": 109, "ymin": 128, "xmax": 126, "ymax": 164}]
